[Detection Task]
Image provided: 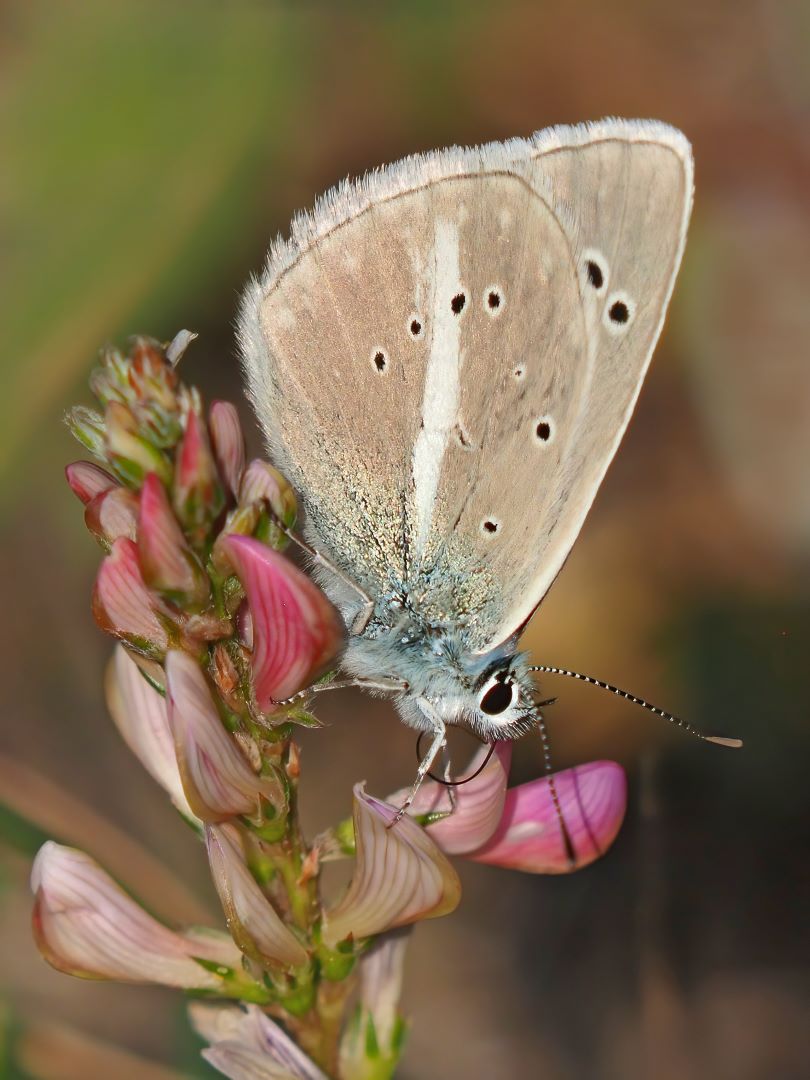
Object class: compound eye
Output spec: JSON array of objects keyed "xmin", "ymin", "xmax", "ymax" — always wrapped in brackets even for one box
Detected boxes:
[{"xmin": 479, "ymin": 677, "xmax": 515, "ymax": 716}]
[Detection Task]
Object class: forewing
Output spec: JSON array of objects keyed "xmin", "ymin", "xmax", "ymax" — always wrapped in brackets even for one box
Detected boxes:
[{"xmin": 423, "ymin": 125, "xmax": 693, "ymax": 649}]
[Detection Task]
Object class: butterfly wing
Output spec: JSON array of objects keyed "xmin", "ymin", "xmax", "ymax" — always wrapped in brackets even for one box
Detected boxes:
[{"xmin": 240, "ymin": 120, "xmax": 692, "ymax": 650}]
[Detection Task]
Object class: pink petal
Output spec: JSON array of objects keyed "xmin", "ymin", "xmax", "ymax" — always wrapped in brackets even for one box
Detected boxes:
[
  {"xmin": 321, "ymin": 784, "xmax": 461, "ymax": 947},
  {"xmin": 173, "ymin": 409, "xmax": 224, "ymax": 532},
  {"xmin": 92, "ymin": 538, "xmax": 169, "ymax": 656},
  {"xmin": 469, "ymin": 760, "xmax": 627, "ymax": 874},
  {"xmin": 138, "ymin": 472, "xmax": 209, "ymax": 606},
  {"xmin": 388, "ymin": 742, "xmax": 513, "ymax": 856},
  {"xmin": 84, "ymin": 487, "xmax": 140, "ymax": 548},
  {"xmin": 205, "ymin": 824, "xmax": 308, "ymax": 970},
  {"xmin": 65, "ymin": 461, "xmax": 117, "ymax": 504},
  {"xmin": 222, "ymin": 536, "xmax": 344, "ymax": 709},
  {"xmin": 165, "ymin": 650, "xmax": 284, "ymax": 822},
  {"xmin": 239, "ymin": 460, "xmax": 297, "ymax": 527},
  {"xmin": 105, "ymin": 645, "xmax": 196, "ymax": 820},
  {"xmin": 31, "ymin": 842, "xmax": 241, "ymax": 988},
  {"xmin": 210, "ymin": 402, "xmax": 246, "ymax": 500}
]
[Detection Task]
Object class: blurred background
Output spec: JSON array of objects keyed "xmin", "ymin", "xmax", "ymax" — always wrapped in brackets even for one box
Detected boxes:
[{"xmin": 1, "ymin": 1, "xmax": 808, "ymax": 1077}]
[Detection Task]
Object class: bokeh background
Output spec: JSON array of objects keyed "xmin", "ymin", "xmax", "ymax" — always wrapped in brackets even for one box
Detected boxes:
[{"xmin": 1, "ymin": 1, "xmax": 808, "ymax": 1077}]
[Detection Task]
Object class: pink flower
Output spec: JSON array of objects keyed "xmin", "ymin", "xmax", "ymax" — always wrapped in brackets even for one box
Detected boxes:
[
  {"xmin": 321, "ymin": 784, "xmax": 461, "ymax": 947},
  {"xmin": 190, "ymin": 1003, "xmax": 328, "ymax": 1080},
  {"xmin": 83, "ymin": 486, "xmax": 140, "ymax": 549},
  {"xmin": 104, "ymin": 645, "xmax": 196, "ymax": 821},
  {"xmin": 92, "ymin": 538, "xmax": 170, "ymax": 657},
  {"xmin": 205, "ymin": 824, "xmax": 308, "ymax": 970},
  {"xmin": 173, "ymin": 408, "xmax": 225, "ymax": 536},
  {"xmin": 389, "ymin": 744, "xmax": 627, "ymax": 874},
  {"xmin": 165, "ymin": 649, "xmax": 285, "ymax": 823},
  {"xmin": 31, "ymin": 842, "xmax": 241, "ymax": 989},
  {"xmin": 222, "ymin": 536, "xmax": 345, "ymax": 710},
  {"xmin": 65, "ymin": 460, "xmax": 117, "ymax": 504},
  {"xmin": 469, "ymin": 761, "xmax": 627, "ymax": 874},
  {"xmin": 209, "ymin": 401, "xmax": 246, "ymax": 500},
  {"xmin": 138, "ymin": 472, "xmax": 210, "ymax": 607}
]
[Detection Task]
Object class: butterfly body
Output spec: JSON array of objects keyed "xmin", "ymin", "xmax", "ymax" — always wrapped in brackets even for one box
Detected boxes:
[{"xmin": 239, "ymin": 119, "xmax": 694, "ymax": 772}]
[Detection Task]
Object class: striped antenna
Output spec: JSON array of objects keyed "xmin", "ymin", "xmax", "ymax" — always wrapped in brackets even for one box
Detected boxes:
[{"xmin": 529, "ymin": 665, "xmax": 743, "ymax": 748}]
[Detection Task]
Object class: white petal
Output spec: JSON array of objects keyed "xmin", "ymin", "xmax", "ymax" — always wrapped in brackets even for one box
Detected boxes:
[
  {"xmin": 322, "ymin": 785, "xmax": 461, "ymax": 946},
  {"xmin": 206, "ymin": 825, "xmax": 308, "ymax": 969},
  {"xmin": 31, "ymin": 843, "xmax": 240, "ymax": 988},
  {"xmin": 105, "ymin": 646, "xmax": 197, "ymax": 820}
]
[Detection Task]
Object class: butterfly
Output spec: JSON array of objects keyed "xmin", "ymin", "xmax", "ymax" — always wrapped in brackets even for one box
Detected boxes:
[{"xmin": 238, "ymin": 118, "xmax": 739, "ymax": 811}]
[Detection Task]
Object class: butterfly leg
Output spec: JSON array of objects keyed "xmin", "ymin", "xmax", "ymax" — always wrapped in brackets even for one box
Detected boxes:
[
  {"xmin": 267, "ymin": 513, "xmax": 375, "ymax": 635},
  {"xmin": 271, "ymin": 676, "xmax": 408, "ymax": 707},
  {"xmin": 388, "ymin": 709, "xmax": 447, "ymax": 827}
]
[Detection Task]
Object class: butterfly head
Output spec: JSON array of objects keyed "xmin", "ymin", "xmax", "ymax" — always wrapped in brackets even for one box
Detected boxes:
[{"xmin": 388, "ymin": 642, "xmax": 540, "ymax": 742}]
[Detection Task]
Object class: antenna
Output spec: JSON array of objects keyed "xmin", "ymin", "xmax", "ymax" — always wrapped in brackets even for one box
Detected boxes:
[{"xmin": 529, "ymin": 665, "xmax": 743, "ymax": 748}]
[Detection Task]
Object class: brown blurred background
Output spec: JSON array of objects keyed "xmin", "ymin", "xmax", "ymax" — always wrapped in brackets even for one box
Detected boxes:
[{"xmin": 1, "ymin": 1, "xmax": 808, "ymax": 1077}]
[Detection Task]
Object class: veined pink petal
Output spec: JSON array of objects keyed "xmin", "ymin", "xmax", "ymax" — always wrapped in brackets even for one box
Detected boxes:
[
  {"xmin": 173, "ymin": 409, "xmax": 224, "ymax": 531},
  {"xmin": 31, "ymin": 842, "xmax": 241, "ymax": 988},
  {"xmin": 222, "ymin": 537, "xmax": 344, "ymax": 710},
  {"xmin": 191, "ymin": 1004, "xmax": 329, "ymax": 1080},
  {"xmin": 388, "ymin": 742, "xmax": 512, "ymax": 856},
  {"xmin": 139, "ymin": 473, "xmax": 209, "ymax": 606},
  {"xmin": 105, "ymin": 646, "xmax": 196, "ymax": 820},
  {"xmin": 65, "ymin": 461, "xmax": 117, "ymax": 504},
  {"xmin": 210, "ymin": 402, "xmax": 246, "ymax": 500},
  {"xmin": 205, "ymin": 825, "xmax": 308, "ymax": 970},
  {"xmin": 84, "ymin": 487, "xmax": 140, "ymax": 548},
  {"xmin": 165, "ymin": 650, "xmax": 284, "ymax": 822},
  {"xmin": 92, "ymin": 538, "xmax": 170, "ymax": 655},
  {"xmin": 321, "ymin": 784, "xmax": 461, "ymax": 947},
  {"xmin": 469, "ymin": 760, "xmax": 627, "ymax": 874},
  {"xmin": 239, "ymin": 460, "xmax": 297, "ymax": 526}
]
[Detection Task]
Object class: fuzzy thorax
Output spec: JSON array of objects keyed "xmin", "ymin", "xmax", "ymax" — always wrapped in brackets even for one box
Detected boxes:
[{"xmin": 341, "ymin": 615, "xmax": 539, "ymax": 742}]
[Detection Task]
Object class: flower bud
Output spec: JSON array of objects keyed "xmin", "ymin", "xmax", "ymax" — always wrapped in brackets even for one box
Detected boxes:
[
  {"xmin": 210, "ymin": 402, "xmax": 246, "ymax": 500},
  {"xmin": 104, "ymin": 401, "xmax": 172, "ymax": 487},
  {"xmin": 92, "ymin": 538, "xmax": 170, "ymax": 657},
  {"xmin": 165, "ymin": 650, "xmax": 285, "ymax": 823},
  {"xmin": 222, "ymin": 536, "xmax": 344, "ymax": 711},
  {"xmin": 84, "ymin": 487, "xmax": 140, "ymax": 549},
  {"xmin": 66, "ymin": 406, "xmax": 106, "ymax": 459},
  {"xmin": 205, "ymin": 824, "xmax": 308, "ymax": 970},
  {"xmin": 138, "ymin": 473, "xmax": 210, "ymax": 608},
  {"xmin": 65, "ymin": 461, "xmax": 117, "ymax": 505},
  {"xmin": 173, "ymin": 409, "xmax": 225, "ymax": 540},
  {"xmin": 239, "ymin": 460, "xmax": 297, "ymax": 547},
  {"xmin": 469, "ymin": 760, "xmax": 627, "ymax": 874},
  {"xmin": 321, "ymin": 784, "xmax": 461, "ymax": 947},
  {"xmin": 31, "ymin": 842, "xmax": 241, "ymax": 989}
]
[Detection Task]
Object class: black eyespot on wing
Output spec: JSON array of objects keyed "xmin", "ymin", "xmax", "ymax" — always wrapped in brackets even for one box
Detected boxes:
[
  {"xmin": 586, "ymin": 260, "xmax": 604, "ymax": 289},
  {"xmin": 487, "ymin": 289, "xmax": 501, "ymax": 310},
  {"xmin": 451, "ymin": 293, "xmax": 466, "ymax": 314},
  {"xmin": 482, "ymin": 519, "xmax": 498, "ymax": 534},
  {"xmin": 535, "ymin": 420, "xmax": 551, "ymax": 441},
  {"xmin": 480, "ymin": 679, "xmax": 514, "ymax": 715},
  {"xmin": 609, "ymin": 300, "xmax": 629, "ymax": 324},
  {"xmin": 373, "ymin": 350, "xmax": 387, "ymax": 372},
  {"xmin": 410, "ymin": 319, "xmax": 422, "ymax": 337}
]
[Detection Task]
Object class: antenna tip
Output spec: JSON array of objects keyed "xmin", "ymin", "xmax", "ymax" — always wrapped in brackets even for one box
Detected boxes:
[{"xmin": 706, "ymin": 735, "xmax": 744, "ymax": 749}]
